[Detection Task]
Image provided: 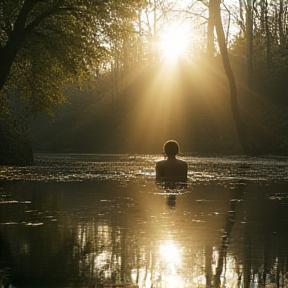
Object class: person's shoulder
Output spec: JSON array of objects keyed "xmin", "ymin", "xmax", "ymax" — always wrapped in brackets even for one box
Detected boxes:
[
  {"xmin": 177, "ymin": 159, "xmax": 187, "ymax": 165},
  {"xmin": 156, "ymin": 160, "xmax": 166, "ymax": 166},
  {"xmin": 177, "ymin": 159, "xmax": 188, "ymax": 170}
]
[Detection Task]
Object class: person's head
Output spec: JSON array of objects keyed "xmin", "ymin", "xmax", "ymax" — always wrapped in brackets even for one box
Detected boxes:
[{"xmin": 163, "ymin": 140, "xmax": 179, "ymax": 157}]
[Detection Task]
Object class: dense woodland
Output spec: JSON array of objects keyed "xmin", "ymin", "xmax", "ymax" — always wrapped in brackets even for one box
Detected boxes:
[
  {"xmin": 1, "ymin": 0, "xmax": 288, "ymax": 164},
  {"xmin": 28, "ymin": 56, "xmax": 288, "ymax": 156}
]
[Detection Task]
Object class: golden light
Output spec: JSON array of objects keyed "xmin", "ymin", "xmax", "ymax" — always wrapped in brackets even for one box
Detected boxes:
[
  {"xmin": 159, "ymin": 241, "xmax": 182, "ymax": 266},
  {"xmin": 158, "ymin": 240, "xmax": 184, "ymax": 288},
  {"xmin": 160, "ymin": 22, "xmax": 190, "ymax": 61}
]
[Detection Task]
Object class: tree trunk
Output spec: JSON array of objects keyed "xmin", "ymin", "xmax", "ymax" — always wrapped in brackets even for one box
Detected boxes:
[
  {"xmin": 264, "ymin": 0, "xmax": 272, "ymax": 70},
  {"xmin": 245, "ymin": 0, "xmax": 254, "ymax": 90},
  {"xmin": 279, "ymin": 0, "xmax": 285, "ymax": 46},
  {"xmin": 207, "ymin": 1, "xmax": 216, "ymax": 58},
  {"xmin": 0, "ymin": 44, "xmax": 18, "ymax": 91},
  {"xmin": 0, "ymin": 1, "xmax": 37, "ymax": 165},
  {"xmin": 0, "ymin": 0, "xmax": 36, "ymax": 91},
  {"xmin": 212, "ymin": 0, "xmax": 257, "ymax": 154},
  {"xmin": 0, "ymin": 115, "xmax": 33, "ymax": 165}
]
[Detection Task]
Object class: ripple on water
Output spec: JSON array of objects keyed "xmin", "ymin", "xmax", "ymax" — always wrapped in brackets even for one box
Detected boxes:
[{"xmin": 0, "ymin": 154, "xmax": 288, "ymax": 185}]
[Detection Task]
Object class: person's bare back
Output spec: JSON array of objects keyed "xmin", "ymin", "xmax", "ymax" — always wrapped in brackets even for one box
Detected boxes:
[{"xmin": 156, "ymin": 140, "xmax": 188, "ymax": 182}]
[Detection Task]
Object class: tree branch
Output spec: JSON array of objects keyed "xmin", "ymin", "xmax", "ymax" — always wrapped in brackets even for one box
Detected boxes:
[{"xmin": 23, "ymin": 0, "xmax": 64, "ymax": 36}]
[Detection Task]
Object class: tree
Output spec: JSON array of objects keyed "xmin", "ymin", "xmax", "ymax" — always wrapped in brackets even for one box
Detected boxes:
[
  {"xmin": 0, "ymin": 0, "xmax": 141, "ymax": 164},
  {"xmin": 244, "ymin": 0, "xmax": 254, "ymax": 89},
  {"xmin": 103, "ymin": 1, "xmax": 144, "ymax": 103},
  {"xmin": 0, "ymin": 0, "xmax": 113, "ymax": 115},
  {"xmin": 207, "ymin": 0, "xmax": 216, "ymax": 58},
  {"xmin": 210, "ymin": 0, "xmax": 257, "ymax": 155}
]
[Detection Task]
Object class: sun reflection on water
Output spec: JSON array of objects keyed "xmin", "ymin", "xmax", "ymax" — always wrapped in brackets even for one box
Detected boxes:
[
  {"xmin": 75, "ymin": 218, "xmax": 248, "ymax": 288},
  {"xmin": 130, "ymin": 240, "xmax": 184, "ymax": 288},
  {"xmin": 74, "ymin": 202, "xmax": 248, "ymax": 288},
  {"xmin": 158, "ymin": 240, "xmax": 183, "ymax": 288},
  {"xmin": 2, "ymin": 155, "xmax": 288, "ymax": 288}
]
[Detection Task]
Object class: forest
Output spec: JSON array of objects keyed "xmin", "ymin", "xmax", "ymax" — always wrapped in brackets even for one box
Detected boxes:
[{"xmin": 1, "ymin": 0, "xmax": 288, "ymax": 164}]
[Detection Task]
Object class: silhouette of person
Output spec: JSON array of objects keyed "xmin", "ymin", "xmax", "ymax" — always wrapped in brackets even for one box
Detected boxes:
[{"xmin": 156, "ymin": 140, "xmax": 188, "ymax": 182}]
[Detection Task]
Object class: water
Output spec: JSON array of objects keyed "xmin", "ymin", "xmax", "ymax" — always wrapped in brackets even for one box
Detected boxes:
[{"xmin": 1, "ymin": 154, "xmax": 288, "ymax": 288}]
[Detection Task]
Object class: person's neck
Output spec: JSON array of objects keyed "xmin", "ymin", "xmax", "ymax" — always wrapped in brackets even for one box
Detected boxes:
[{"xmin": 167, "ymin": 155, "xmax": 176, "ymax": 160}]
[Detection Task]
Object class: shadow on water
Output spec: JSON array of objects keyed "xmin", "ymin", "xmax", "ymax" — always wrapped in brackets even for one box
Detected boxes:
[{"xmin": 1, "ymin": 155, "xmax": 288, "ymax": 287}]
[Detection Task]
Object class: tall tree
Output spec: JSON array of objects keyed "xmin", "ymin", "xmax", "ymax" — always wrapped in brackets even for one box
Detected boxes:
[
  {"xmin": 104, "ymin": 1, "xmax": 143, "ymax": 103},
  {"xmin": 207, "ymin": 0, "xmax": 216, "ymax": 58},
  {"xmin": 0, "ymin": 0, "xmax": 140, "ymax": 164},
  {"xmin": 244, "ymin": 0, "xmax": 254, "ymax": 89},
  {"xmin": 211, "ymin": 0, "xmax": 257, "ymax": 154}
]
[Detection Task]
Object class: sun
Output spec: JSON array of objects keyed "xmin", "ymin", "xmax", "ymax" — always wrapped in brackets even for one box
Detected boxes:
[{"xmin": 160, "ymin": 22, "xmax": 189, "ymax": 61}]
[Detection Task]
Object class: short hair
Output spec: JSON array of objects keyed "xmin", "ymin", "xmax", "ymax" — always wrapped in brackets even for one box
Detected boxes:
[{"xmin": 163, "ymin": 140, "xmax": 179, "ymax": 156}]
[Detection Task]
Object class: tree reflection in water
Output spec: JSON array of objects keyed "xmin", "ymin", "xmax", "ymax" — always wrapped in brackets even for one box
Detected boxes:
[
  {"xmin": 69, "ymin": 183, "xmax": 288, "ymax": 288},
  {"xmin": 1, "ymin": 155, "xmax": 288, "ymax": 287}
]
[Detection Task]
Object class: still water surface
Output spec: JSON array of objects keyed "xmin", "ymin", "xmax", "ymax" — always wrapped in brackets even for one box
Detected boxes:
[{"xmin": 1, "ymin": 154, "xmax": 288, "ymax": 288}]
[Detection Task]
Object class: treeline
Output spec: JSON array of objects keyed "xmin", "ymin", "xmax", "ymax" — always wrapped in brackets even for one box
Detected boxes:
[
  {"xmin": 29, "ymin": 55, "xmax": 288, "ymax": 156},
  {"xmin": 2, "ymin": 1, "xmax": 288, "ymax": 163}
]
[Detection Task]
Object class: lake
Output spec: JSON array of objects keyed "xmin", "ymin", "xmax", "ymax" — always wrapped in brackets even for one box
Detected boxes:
[{"xmin": 1, "ymin": 154, "xmax": 288, "ymax": 288}]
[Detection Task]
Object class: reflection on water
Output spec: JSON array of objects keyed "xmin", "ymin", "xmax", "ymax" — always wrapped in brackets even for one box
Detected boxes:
[{"xmin": 0, "ymin": 154, "xmax": 288, "ymax": 287}]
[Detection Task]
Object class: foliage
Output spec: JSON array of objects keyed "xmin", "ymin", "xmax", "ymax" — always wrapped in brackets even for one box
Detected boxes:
[
  {"xmin": 230, "ymin": 0, "xmax": 288, "ymax": 101},
  {"xmin": 2, "ymin": 0, "xmax": 288, "ymax": 161},
  {"xmin": 28, "ymin": 61, "xmax": 243, "ymax": 155},
  {"xmin": 0, "ymin": 112, "xmax": 33, "ymax": 165},
  {"xmin": 0, "ymin": 0, "xmax": 141, "ymax": 116},
  {"xmin": 0, "ymin": 0, "xmax": 142, "ymax": 165}
]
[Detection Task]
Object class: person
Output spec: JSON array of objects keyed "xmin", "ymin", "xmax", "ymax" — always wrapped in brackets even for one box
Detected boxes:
[{"xmin": 156, "ymin": 140, "xmax": 188, "ymax": 182}]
